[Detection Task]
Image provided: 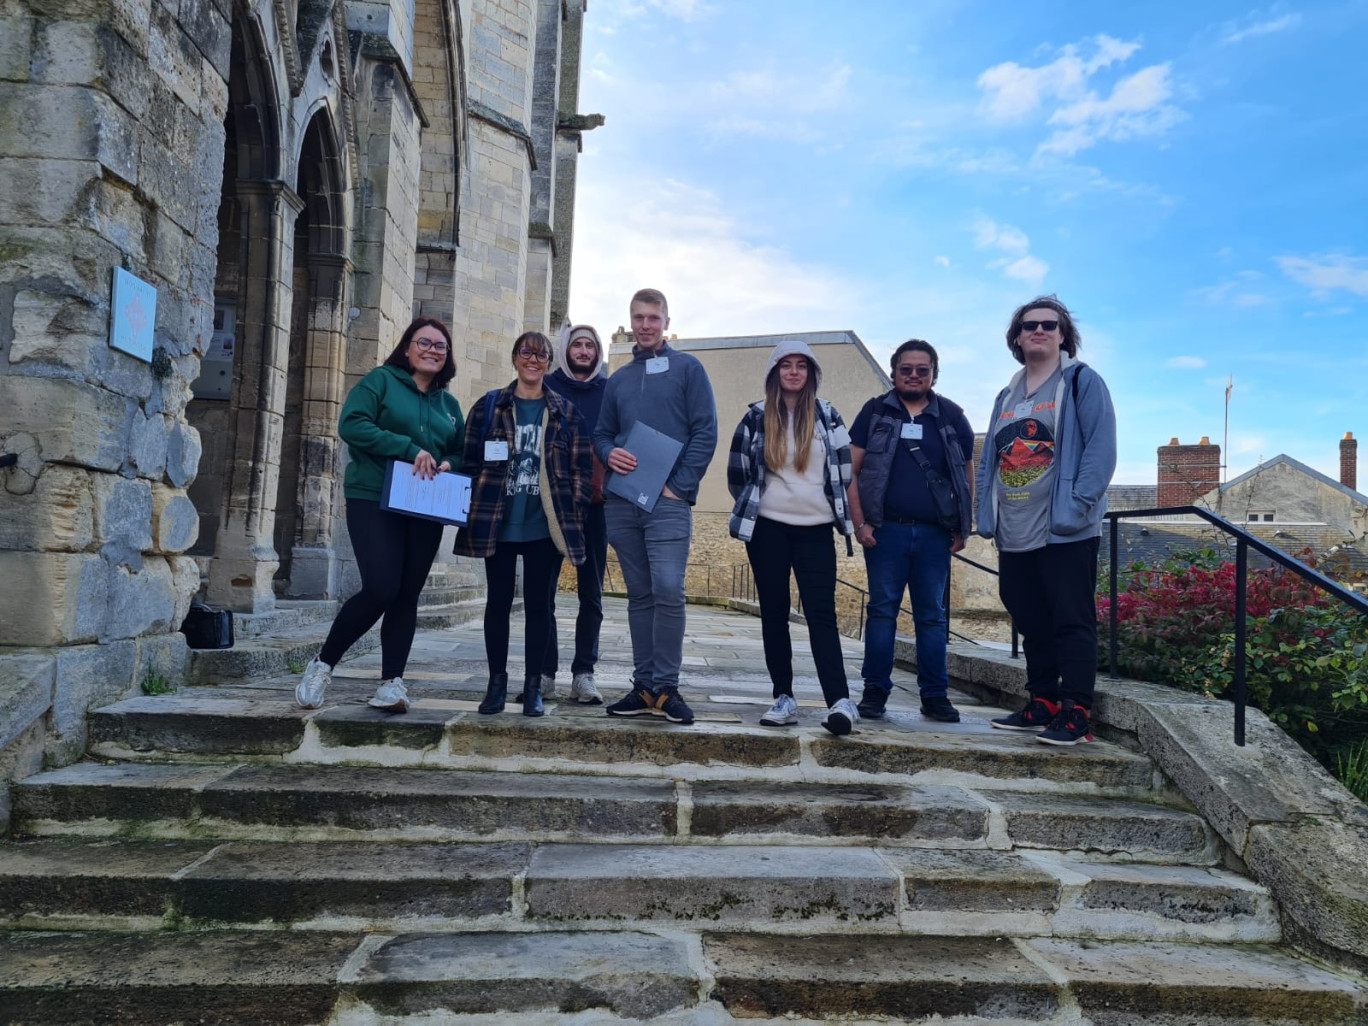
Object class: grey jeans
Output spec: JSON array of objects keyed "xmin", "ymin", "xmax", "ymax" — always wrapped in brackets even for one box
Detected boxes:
[{"xmin": 605, "ymin": 495, "xmax": 692, "ymax": 692}]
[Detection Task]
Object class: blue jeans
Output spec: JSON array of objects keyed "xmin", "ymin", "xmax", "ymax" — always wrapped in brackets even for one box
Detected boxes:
[
  {"xmin": 605, "ymin": 495, "xmax": 691, "ymax": 692},
  {"xmin": 860, "ymin": 520, "xmax": 951, "ymax": 699}
]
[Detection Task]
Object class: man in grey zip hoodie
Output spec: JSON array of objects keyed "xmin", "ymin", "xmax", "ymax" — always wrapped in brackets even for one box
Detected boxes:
[
  {"xmin": 592, "ymin": 288, "xmax": 718, "ymax": 725},
  {"xmin": 976, "ymin": 295, "xmax": 1116, "ymax": 747}
]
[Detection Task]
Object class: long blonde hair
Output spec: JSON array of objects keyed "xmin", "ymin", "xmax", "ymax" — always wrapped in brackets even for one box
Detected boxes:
[{"xmin": 763, "ymin": 358, "xmax": 817, "ymax": 474}]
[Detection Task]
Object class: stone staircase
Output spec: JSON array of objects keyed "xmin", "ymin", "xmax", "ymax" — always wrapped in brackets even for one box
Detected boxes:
[{"xmin": 3, "ymin": 599, "xmax": 1366, "ymax": 1023}]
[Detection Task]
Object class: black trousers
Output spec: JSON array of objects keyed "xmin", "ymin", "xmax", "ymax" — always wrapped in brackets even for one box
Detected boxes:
[
  {"xmin": 544, "ymin": 501, "xmax": 607, "ymax": 676},
  {"xmin": 997, "ymin": 536, "xmax": 1101, "ymax": 708},
  {"xmin": 745, "ymin": 516, "xmax": 850, "ymax": 705},
  {"xmin": 484, "ymin": 536, "xmax": 564, "ymax": 677},
  {"xmin": 320, "ymin": 498, "xmax": 444, "ymax": 679}
]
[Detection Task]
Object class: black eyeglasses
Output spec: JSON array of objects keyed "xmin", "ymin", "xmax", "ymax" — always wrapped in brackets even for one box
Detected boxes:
[
  {"xmin": 896, "ymin": 365, "xmax": 933, "ymax": 378},
  {"xmin": 413, "ymin": 338, "xmax": 449, "ymax": 352},
  {"xmin": 1021, "ymin": 320, "xmax": 1059, "ymax": 333},
  {"xmin": 517, "ymin": 346, "xmax": 550, "ymax": 362}
]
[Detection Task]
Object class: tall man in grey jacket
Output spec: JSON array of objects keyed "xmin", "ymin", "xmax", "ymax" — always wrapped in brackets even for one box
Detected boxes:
[
  {"xmin": 593, "ymin": 288, "xmax": 717, "ymax": 725},
  {"xmin": 977, "ymin": 295, "xmax": 1116, "ymax": 746}
]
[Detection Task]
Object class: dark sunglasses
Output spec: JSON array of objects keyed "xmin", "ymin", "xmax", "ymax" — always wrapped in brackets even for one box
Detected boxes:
[
  {"xmin": 896, "ymin": 365, "xmax": 933, "ymax": 378},
  {"xmin": 1021, "ymin": 320, "xmax": 1059, "ymax": 333}
]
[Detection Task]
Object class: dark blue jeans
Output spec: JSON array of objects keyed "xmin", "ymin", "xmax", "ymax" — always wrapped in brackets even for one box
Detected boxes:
[
  {"xmin": 860, "ymin": 520, "xmax": 951, "ymax": 699},
  {"xmin": 544, "ymin": 501, "xmax": 607, "ymax": 676},
  {"xmin": 605, "ymin": 495, "xmax": 691, "ymax": 693}
]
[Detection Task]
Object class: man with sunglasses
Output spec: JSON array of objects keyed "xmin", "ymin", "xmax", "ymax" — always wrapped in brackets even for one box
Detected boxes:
[
  {"xmin": 977, "ymin": 295, "xmax": 1116, "ymax": 746},
  {"xmin": 847, "ymin": 339, "xmax": 975, "ymax": 723},
  {"xmin": 593, "ymin": 288, "xmax": 717, "ymax": 725}
]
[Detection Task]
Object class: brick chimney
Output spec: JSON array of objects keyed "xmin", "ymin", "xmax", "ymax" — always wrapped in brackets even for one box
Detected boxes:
[
  {"xmin": 1341, "ymin": 432, "xmax": 1358, "ymax": 491},
  {"xmin": 1157, "ymin": 436, "xmax": 1221, "ymax": 507}
]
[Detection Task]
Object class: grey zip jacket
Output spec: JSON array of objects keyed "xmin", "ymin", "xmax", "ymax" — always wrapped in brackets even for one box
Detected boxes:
[{"xmin": 975, "ymin": 352, "xmax": 1117, "ymax": 544}]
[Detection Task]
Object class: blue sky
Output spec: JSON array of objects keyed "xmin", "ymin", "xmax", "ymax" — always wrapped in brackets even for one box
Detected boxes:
[{"xmin": 565, "ymin": 0, "xmax": 1368, "ymax": 486}]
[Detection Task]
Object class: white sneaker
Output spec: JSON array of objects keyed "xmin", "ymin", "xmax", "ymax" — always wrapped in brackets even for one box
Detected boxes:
[
  {"xmin": 541, "ymin": 674, "xmax": 558, "ymax": 700},
  {"xmin": 821, "ymin": 697, "xmax": 861, "ymax": 737},
  {"xmin": 570, "ymin": 672, "xmax": 603, "ymax": 705},
  {"xmin": 295, "ymin": 658, "xmax": 332, "ymax": 709},
  {"xmin": 759, "ymin": 694, "xmax": 798, "ymax": 726},
  {"xmin": 368, "ymin": 677, "xmax": 410, "ymax": 713}
]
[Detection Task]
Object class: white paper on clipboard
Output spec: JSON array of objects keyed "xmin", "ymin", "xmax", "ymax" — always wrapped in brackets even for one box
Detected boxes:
[{"xmin": 380, "ymin": 461, "xmax": 473, "ymax": 525}]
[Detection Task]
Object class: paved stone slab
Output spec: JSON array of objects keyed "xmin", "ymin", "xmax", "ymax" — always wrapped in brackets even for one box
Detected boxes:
[
  {"xmin": 89, "ymin": 696, "xmax": 308, "ymax": 756},
  {"xmin": 0, "ymin": 929, "xmax": 357, "ymax": 1024},
  {"xmin": 197, "ymin": 766, "xmax": 679, "ymax": 840},
  {"xmin": 689, "ymin": 781, "xmax": 988, "ymax": 842},
  {"xmin": 704, "ymin": 933, "xmax": 1059, "ymax": 1020},
  {"xmin": 525, "ymin": 843, "xmax": 897, "ymax": 925},
  {"xmin": 353, "ymin": 931, "xmax": 696, "ymax": 1019},
  {"xmin": 314, "ymin": 703, "xmax": 455, "ymax": 750},
  {"xmin": 445, "ymin": 715, "xmax": 800, "ymax": 769},
  {"xmin": 178, "ymin": 841, "xmax": 528, "ymax": 924},
  {"xmin": 13, "ymin": 762, "xmax": 235, "ymax": 826},
  {"xmin": 882, "ymin": 849, "xmax": 1059, "ymax": 913},
  {"xmin": 993, "ymin": 792, "xmax": 1215, "ymax": 859},
  {"xmin": 1061, "ymin": 859, "xmax": 1275, "ymax": 926},
  {"xmin": 0, "ymin": 838, "xmax": 216, "ymax": 920},
  {"xmin": 810, "ymin": 730, "xmax": 1155, "ymax": 790},
  {"xmin": 1026, "ymin": 937, "xmax": 1366, "ymax": 1023}
]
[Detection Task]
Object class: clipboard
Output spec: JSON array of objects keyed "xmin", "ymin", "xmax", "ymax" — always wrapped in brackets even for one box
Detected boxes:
[
  {"xmin": 380, "ymin": 460, "xmax": 472, "ymax": 525},
  {"xmin": 605, "ymin": 421, "xmax": 684, "ymax": 512}
]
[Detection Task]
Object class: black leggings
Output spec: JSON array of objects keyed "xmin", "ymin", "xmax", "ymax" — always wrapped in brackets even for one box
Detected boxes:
[
  {"xmin": 484, "ymin": 537, "xmax": 564, "ymax": 677},
  {"xmin": 319, "ymin": 498, "xmax": 443, "ymax": 679}
]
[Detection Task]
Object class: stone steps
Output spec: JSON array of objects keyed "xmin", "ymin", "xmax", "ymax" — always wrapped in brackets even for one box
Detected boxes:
[
  {"xmin": 1, "ymin": 929, "xmax": 1360, "ymax": 1025},
  {"xmin": 87, "ymin": 695, "xmax": 1157, "ymax": 792},
  {"xmin": 0, "ymin": 837, "xmax": 1275, "ymax": 941}
]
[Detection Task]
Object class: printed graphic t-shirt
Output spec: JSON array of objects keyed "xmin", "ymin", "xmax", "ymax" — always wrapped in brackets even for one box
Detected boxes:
[
  {"xmin": 991, "ymin": 367, "xmax": 1061, "ymax": 553},
  {"xmin": 498, "ymin": 396, "xmax": 549, "ymax": 543}
]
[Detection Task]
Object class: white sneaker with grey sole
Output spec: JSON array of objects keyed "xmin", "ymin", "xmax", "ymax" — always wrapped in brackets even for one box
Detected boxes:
[
  {"xmin": 368, "ymin": 677, "xmax": 410, "ymax": 713},
  {"xmin": 821, "ymin": 697, "xmax": 860, "ymax": 736},
  {"xmin": 760, "ymin": 693, "xmax": 798, "ymax": 726},
  {"xmin": 295, "ymin": 657, "xmax": 332, "ymax": 709},
  {"xmin": 570, "ymin": 672, "xmax": 603, "ymax": 704}
]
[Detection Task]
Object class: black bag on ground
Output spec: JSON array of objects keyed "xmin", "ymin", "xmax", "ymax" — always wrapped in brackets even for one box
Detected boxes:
[
  {"xmin": 180, "ymin": 602, "xmax": 234, "ymax": 649},
  {"xmin": 907, "ymin": 443, "xmax": 961, "ymax": 533}
]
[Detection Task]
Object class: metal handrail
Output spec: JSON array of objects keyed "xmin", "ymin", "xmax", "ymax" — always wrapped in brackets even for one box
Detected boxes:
[{"xmin": 1105, "ymin": 505, "xmax": 1368, "ymax": 746}]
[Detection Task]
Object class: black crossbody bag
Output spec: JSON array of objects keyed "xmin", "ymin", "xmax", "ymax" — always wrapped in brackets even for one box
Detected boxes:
[{"xmin": 906, "ymin": 442, "xmax": 961, "ymax": 533}]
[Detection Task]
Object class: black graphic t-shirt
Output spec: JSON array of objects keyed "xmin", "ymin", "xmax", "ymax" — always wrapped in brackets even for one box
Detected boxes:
[{"xmin": 498, "ymin": 397, "xmax": 549, "ymax": 543}]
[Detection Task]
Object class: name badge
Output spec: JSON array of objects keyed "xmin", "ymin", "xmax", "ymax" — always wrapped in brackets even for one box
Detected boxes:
[
  {"xmin": 1014, "ymin": 401, "xmax": 1034, "ymax": 419},
  {"xmin": 484, "ymin": 440, "xmax": 509, "ymax": 461},
  {"xmin": 646, "ymin": 356, "xmax": 669, "ymax": 374},
  {"xmin": 900, "ymin": 422, "xmax": 923, "ymax": 440}
]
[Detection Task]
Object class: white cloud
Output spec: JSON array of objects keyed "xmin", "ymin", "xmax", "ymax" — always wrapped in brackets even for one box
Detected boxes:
[
  {"xmin": 1278, "ymin": 254, "xmax": 1368, "ymax": 297},
  {"xmin": 1222, "ymin": 12, "xmax": 1302, "ymax": 45},
  {"xmin": 976, "ymin": 35, "xmax": 1141, "ymax": 121},
  {"xmin": 934, "ymin": 255, "xmax": 950, "ymax": 268},
  {"xmin": 1190, "ymin": 276, "xmax": 1272, "ymax": 308},
  {"xmin": 973, "ymin": 217, "xmax": 1049, "ymax": 287},
  {"xmin": 1002, "ymin": 256, "xmax": 1049, "ymax": 287},
  {"xmin": 1040, "ymin": 64, "xmax": 1185, "ymax": 156},
  {"xmin": 567, "ymin": 175, "xmax": 860, "ymax": 339},
  {"xmin": 1166, "ymin": 355, "xmax": 1207, "ymax": 369}
]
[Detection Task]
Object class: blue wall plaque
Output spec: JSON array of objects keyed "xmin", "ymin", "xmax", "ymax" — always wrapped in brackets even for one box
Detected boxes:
[{"xmin": 110, "ymin": 267, "xmax": 157, "ymax": 362}]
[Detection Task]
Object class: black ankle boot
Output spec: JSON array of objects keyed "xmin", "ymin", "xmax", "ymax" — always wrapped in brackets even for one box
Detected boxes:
[
  {"xmin": 522, "ymin": 674, "xmax": 544, "ymax": 717},
  {"xmin": 478, "ymin": 672, "xmax": 508, "ymax": 715}
]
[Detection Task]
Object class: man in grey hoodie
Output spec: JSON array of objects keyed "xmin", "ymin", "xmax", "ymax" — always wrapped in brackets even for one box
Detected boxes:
[
  {"xmin": 976, "ymin": 295, "xmax": 1117, "ymax": 746},
  {"xmin": 592, "ymin": 288, "xmax": 718, "ymax": 725}
]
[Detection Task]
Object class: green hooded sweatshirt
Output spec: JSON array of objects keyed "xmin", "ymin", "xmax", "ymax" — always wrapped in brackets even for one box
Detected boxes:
[{"xmin": 340, "ymin": 364, "xmax": 466, "ymax": 501}]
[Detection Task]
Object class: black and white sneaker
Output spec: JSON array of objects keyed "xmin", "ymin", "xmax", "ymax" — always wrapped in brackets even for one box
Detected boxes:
[
  {"xmin": 821, "ymin": 697, "xmax": 860, "ymax": 736},
  {"xmin": 606, "ymin": 687, "xmax": 657, "ymax": 717},
  {"xmin": 657, "ymin": 688, "xmax": 695, "ymax": 725},
  {"xmin": 992, "ymin": 696, "xmax": 1062, "ymax": 732},
  {"xmin": 1037, "ymin": 700, "xmax": 1094, "ymax": 746}
]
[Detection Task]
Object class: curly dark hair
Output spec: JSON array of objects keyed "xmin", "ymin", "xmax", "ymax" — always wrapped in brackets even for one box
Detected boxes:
[
  {"xmin": 890, "ymin": 339, "xmax": 939, "ymax": 385},
  {"xmin": 1005, "ymin": 295, "xmax": 1080, "ymax": 365},
  {"xmin": 384, "ymin": 317, "xmax": 457, "ymax": 389}
]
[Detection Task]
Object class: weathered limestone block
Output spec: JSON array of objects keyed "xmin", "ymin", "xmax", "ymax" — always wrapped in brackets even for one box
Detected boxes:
[
  {"xmin": 0, "ymin": 83, "xmax": 139, "ymax": 184},
  {"xmin": 0, "ymin": 376, "xmax": 132, "ymax": 473},
  {"xmin": 9, "ymin": 287, "xmax": 109, "ymax": 368},
  {"xmin": 136, "ymin": 629, "xmax": 191, "ymax": 691},
  {"xmin": 165, "ymin": 420, "xmax": 201, "ymax": 487},
  {"xmin": 0, "ymin": 651, "xmax": 55, "ymax": 753},
  {"xmin": 169, "ymin": 554, "xmax": 199, "ymax": 627},
  {"xmin": 176, "ymin": 0, "xmax": 231, "ymax": 80},
  {"xmin": 130, "ymin": 409, "xmax": 169, "ymax": 479},
  {"xmin": 147, "ymin": 0, "xmax": 205, "ymax": 113},
  {"xmin": 0, "ymin": 465, "xmax": 94, "ymax": 551},
  {"xmin": 0, "ymin": 9, "xmax": 32, "ymax": 81},
  {"xmin": 0, "ymin": 158, "xmax": 102, "ymax": 226},
  {"xmin": 105, "ymin": 556, "xmax": 178, "ymax": 639},
  {"xmin": 31, "ymin": 18, "xmax": 101, "ymax": 85},
  {"xmin": 151, "ymin": 482, "xmax": 197, "ymax": 553},
  {"xmin": 47, "ymin": 638, "xmax": 137, "ymax": 765},
  {"xmin": 91, "ymin": 472, "xmax": 152, "ymax": 564},
  {"xmin": 0, "ymin": 551, "xmax": 109, "ymax": 646},
  {"xmin": 109, "ymin": 0, "xmax": 154, "ymax": 58}
]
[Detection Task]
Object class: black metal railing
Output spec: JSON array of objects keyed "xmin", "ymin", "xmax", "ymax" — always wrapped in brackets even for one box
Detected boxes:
[{"xmin": 1105, "ymin": 506, "xmax": 1368, "ymax": 746}]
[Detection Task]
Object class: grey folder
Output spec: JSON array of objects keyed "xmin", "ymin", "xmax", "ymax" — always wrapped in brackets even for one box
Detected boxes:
[{"xmin": 605, "ymin": 421, "xmax": 684, "ymax": 512}]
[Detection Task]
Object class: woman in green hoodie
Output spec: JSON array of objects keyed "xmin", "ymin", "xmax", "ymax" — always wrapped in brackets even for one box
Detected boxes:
[{"xmin": 295, "ymin": 317, "xmax": 466, "ymax": 714}]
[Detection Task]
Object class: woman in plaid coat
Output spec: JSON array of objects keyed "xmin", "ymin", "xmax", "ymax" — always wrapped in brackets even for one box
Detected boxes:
[
  {"xmin": 727, "ymin": 339, "xmax": 858, "ymax": 736},
  {"xmin": 456, "ymin": 331, "xmax": 592, "ymax": 717}
]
